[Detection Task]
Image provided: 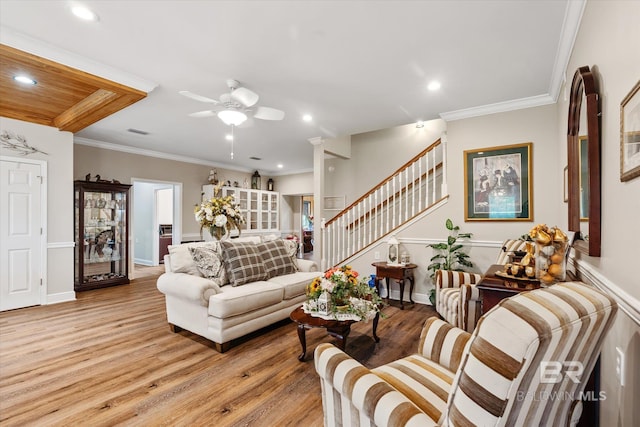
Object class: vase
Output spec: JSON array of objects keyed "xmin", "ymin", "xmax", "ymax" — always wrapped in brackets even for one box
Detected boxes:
[
  {"xmin": 534, "ymin": 240, "xmax": 568, "ymax": 285},
  {"xmin": 208, "ymin": 226, "xmax": 228, "ymax": 241}
]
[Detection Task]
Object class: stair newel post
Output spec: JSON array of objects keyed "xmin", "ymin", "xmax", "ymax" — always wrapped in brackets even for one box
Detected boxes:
[{"xmin": 321, "ymin": 217, "xmax": 327, "ymax": 271}]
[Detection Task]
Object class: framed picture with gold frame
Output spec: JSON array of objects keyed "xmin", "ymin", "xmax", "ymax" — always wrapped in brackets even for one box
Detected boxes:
[
  {"xmin": 464, "ymin": 142, "xmax": 532, "ymax": 221},
  {"xmin": 621, "ymin": 80, "xmax": 640, "ymax": 181}
]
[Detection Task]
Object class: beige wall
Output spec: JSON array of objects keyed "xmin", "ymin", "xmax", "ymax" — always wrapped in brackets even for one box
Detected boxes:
[
  {"xmin": 73, "ymin": 144, "xmax": 255, "ymax": 238},
  {"xmin": 325, "ymin": 119, "xmax": 447, "ymax": 206},
  {"xmin": 341, "ymin": 105, "xmax": 560, "ymax": 300},
  {"xmin": 1, "ymin": 117, "xmax": 74, "ymax": 301},
  {"xmin": 560, "ymin": 2, "xmax": 640, "ymax": 425}
]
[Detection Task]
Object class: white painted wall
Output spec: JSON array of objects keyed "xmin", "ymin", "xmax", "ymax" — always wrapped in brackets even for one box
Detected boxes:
[
  {"xmin": 157, "ymin": 188, "xmax": 173, "ymax": 224},
  {"xmin": 560, "ymin": 2, "xmax": 640, "ymax": 425},
  {"xmin": 0, "ymin": 117, "xmax": 74, "ymax": 303},
  {"xmin": 132, "ymin": 182, "xmax": 156, "ymax": 265}
]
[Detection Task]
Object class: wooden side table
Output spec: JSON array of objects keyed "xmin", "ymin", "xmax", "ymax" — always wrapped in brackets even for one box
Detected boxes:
[
  {"xmin": 371, "ymin": 262, "xmax": 417, "ymax": 310},
  {"xmin": 476, "ymin": 264, "xmax": 541, "ymax": 314}
]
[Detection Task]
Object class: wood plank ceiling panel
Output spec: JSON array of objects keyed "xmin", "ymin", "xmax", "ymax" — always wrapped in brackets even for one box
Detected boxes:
[{"xmin": 0, "ymin": 44, "xmax": 147, "ymax": 133}]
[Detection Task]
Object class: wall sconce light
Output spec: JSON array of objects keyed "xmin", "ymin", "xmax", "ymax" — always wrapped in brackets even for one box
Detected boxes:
[
  {"xmin": 416, "ymin": 120, "xmax": 424, "ymax": 129},
  {"xmin": 388, "ymin": 235, "xmax": 400, "ymax": 265}
]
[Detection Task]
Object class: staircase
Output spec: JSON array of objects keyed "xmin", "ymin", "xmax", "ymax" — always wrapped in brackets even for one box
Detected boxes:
[{"xmin": 321, "ymin": 138, "xmax": 448, "ymax": 268}]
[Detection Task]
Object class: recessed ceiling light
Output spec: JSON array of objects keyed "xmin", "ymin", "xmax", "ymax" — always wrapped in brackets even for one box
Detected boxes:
[
  {"xmin": 427, "ymin": 81, "xmax": 441, "ymax": 91},
  {"xmin": 13, "ymin": 75, "xmax": 37, "ymax": 85},
  {"xmin": 302, "ymin": 114, "xmax": 313, "ymax": 122},
  {"xmin": 277, "ymin": 164, "xmax": 283, "ymax": 169},
  {"xmin": 225, "ymin": 134, "xmax": 233, "ymax": 141},
  {"xmin": 71, "ymin": 6, "xmax": 99, "ymax": 21}
]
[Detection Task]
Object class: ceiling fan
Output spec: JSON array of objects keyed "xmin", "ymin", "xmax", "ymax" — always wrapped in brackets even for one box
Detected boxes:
[{"xmin": 180, "ymin": 79, "xmax": 285, "ymax": 126}]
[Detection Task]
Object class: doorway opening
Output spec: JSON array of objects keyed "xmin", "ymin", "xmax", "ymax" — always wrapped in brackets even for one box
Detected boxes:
[
  {"xmin": 302, "ymin": 195, "xmax": 314, "ymax": 260},
  {"xmin": 131, "ymin": 178, "xmax": 182, "ymax": 278}
]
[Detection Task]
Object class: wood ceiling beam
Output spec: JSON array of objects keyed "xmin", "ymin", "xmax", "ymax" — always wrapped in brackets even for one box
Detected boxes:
[
  {"xmin": 53, "ymin": 89, "xmax": 118, "ymax": 131},
  {"xmin": 0, "ymin": 44, "xmax": 147, "ymax": 133}
]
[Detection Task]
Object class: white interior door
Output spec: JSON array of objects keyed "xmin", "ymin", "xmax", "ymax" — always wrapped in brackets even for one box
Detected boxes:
[{"xmin": 0, "ymin": 159, "xmax": 43, "ymax": 311}]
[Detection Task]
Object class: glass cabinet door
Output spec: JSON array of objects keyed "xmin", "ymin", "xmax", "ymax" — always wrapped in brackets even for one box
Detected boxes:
[
  {"xmin": 74, "ymin": 180, "xmax": 131, "ymax": 291},
  {"xmin": 205, "ymin": 185, "xmax": 279, "ymax": 234}
]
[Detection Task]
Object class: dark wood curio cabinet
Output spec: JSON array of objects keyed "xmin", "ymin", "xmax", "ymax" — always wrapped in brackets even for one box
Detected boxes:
[{"xmin": 74, "ymin": 180, "xmax": 131, "ymax": 291}]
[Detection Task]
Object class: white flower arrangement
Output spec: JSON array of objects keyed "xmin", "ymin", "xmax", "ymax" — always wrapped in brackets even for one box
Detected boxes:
[{"xmin": 194, "ymin": 183, "xmax": 245, "ymax": 240}]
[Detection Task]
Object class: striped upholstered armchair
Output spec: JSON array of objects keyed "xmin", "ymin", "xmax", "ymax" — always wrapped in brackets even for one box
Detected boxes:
[
  {"xmin": 315, "ymin": 282, "xmax": 617, "ymax": 427},
  {"xmin": 435, "ymin": 239, "xmax": 529, "ymax": 332}
]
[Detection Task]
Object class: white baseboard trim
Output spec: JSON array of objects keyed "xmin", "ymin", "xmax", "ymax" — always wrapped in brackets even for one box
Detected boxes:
[
  {"xmin": 398, "ymin": 237, "xmax": 503, "ymax": 249},
  {"xmin": 47, "ymin": 241, "xmax": 75, "ymax": 249},
  {"xmin": 46, "ymin": 292, "xmax": 76, "ymax": 304},
  {"xmin": 387, "ymin": 290, "xmax": 432, "ymax": 306},
  {"xmin": 569, "ymin": 257, "xmax": 640, "ymax": 327},
  {"xmin": 134, "ymin": 258, "xmax": 154, "ymax": 266}
]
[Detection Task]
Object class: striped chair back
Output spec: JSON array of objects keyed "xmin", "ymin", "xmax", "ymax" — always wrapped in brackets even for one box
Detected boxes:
[
  {"xmin": 444, "ymin": 282, "xmax": 617, "ymax": 426},
  {"xmin": 495, "ymin": 239, "xmax": 530, "ymax": 265}
]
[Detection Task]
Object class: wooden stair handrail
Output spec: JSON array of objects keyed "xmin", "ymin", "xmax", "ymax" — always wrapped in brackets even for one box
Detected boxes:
[
  {"xmin": 325, "ymin": 138, "xmax": 441, "ymax": 227},
  {"xmin": 344, "ymin": 161, "xmax": 443, "ymax": 230}
]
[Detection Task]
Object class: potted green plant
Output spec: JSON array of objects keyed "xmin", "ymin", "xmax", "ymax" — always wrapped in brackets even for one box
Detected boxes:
[{"xmin": 426, "ymin": 218, "xmax": 474, "ymax": 304}]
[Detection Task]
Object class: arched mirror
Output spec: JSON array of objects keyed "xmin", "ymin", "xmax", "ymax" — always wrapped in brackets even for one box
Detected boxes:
[{"xmin": 567, "ymin": 66, "xmax": 601, "ymax": 256}]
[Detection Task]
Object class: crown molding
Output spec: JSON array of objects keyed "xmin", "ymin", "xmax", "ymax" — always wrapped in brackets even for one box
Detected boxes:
[
  {"xmin": 440, "ymin": 94, "xmax": 555, "ymax": 121},
  {"xmin": 440, "ymin": 0, "xmax": 585, "ymax": 122},
  {"xmin": 0, "ymin": 27, "xmax": 158, "ymax": 93},
  {"xmin": 547, "ymin": 0, "xmax": 586, "ymax": 102},
  {"xmin": 74, "ymin": 137, "xmax": 253, "ymax": 172},
  {"xmin": 74, "ymin": 136, "xmax": 312, "ymax": 176}
]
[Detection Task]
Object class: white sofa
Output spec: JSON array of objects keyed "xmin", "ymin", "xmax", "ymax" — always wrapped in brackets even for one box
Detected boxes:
[{"xmin": 157, "ymin": 236, "xmax": 321, "ymax": 352}]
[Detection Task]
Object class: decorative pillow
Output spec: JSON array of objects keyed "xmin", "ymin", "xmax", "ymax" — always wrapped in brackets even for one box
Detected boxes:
[
  {"xmin": 257, "ymin": 240, "xmax": 298, "ymax": 279},
  {"xmin": 189, "ymin": 245, "xmax": 227, "ymax": 284},
  {"xmin": 282, "ymin": 239, "xmax": 300, "ymax": 266},
  {"xmin": 168, "ymin": 242, "xmax": 212, "ymax": 276},
  {"xmin": 221, "ymin": 241, "xmax": 267, "ymax": 286}
]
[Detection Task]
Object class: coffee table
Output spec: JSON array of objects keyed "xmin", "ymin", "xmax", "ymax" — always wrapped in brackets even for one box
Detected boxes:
[{"xmin": 289, "ymin": 306, "xmax": 379, "ymax": 361}]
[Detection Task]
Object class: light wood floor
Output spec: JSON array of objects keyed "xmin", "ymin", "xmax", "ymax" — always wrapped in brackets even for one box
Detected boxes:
[{"xmin": 0, "ymin": 272, "xmax": 437, "ymax": 427}]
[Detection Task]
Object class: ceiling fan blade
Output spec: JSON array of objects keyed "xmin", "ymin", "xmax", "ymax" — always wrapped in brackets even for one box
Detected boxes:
[
  {"xmin": 254, "ymin": 106, "xmax": 285, "ymax": 121},
  {"xmin": 179, "ymin": 91, "xmax": 219, "ymax": 104},
  {"xmin": 188, "ymin": 110, "xmax": 217, "ymax": 118},
  {"xmin": 231, "ymin": 87, "xmax": 259, "ymax": 107}
]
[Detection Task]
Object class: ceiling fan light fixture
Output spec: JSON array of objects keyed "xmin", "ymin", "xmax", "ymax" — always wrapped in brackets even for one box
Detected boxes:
[{"xmin": 218, "ymin": 109, "xmax": 247, "ymax": 126}]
